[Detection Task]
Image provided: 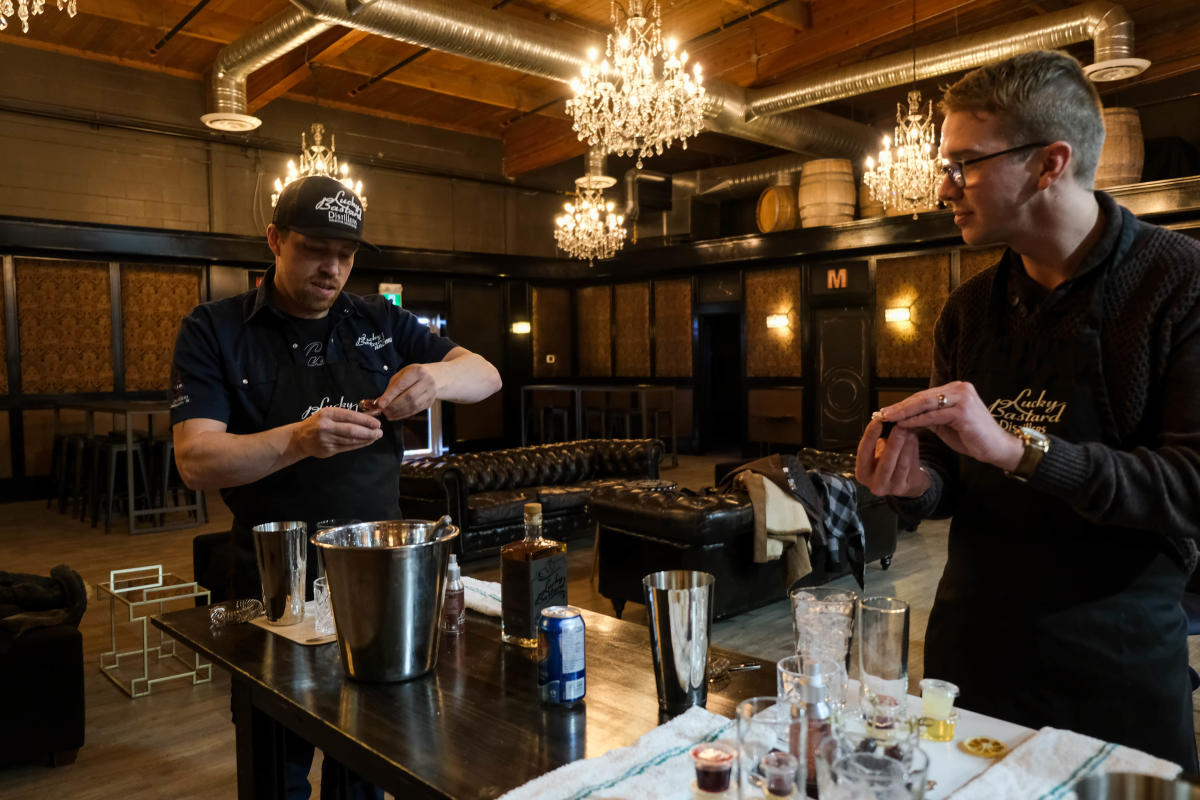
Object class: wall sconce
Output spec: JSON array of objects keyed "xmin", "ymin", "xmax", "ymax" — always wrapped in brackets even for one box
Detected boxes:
[
  {"xmin": 510, "ymin": 321, "xmax": 532, "ymax": 335},
  {"xmin": 766, "ymin": 313, "xmax": 790, "ymax": 330},
  {"xmin": 884, "ymin": 306, "xmax": 912, "ymax": 323}
]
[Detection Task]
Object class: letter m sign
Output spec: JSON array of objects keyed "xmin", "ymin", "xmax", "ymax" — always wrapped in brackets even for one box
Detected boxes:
[{"xmin": 827, "ymin": 268, "xmax": 848, "ymax": 289}]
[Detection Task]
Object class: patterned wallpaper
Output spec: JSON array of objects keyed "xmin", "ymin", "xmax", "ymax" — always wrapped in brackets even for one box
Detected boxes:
[
  {"xmin": 959, "ymin": 246, "xmax": 1006, "ymax": 288},
  {"xmin": 532, "ymin": 286, "xmax": 572, "ymax": 379},
  {"xmin": 745, "ymin": 267, "xmax": 803, "ymax": 378},
  {"xmin": 576, "ymin": 285, "xmax": 612, "ymax": 377},
  {"xmin": 875, "ymin": 252, "xmax": 951, "ymax": 379},
  {"xmin": 614, "ymin": 282, "xmax": 650, "ymax": 376},
  {"xmin": 17, "ymin": 258, "xmax": 114, "ymax": 393},
  {"xmin": 654, "ymin": 279, "xmax": 692, "ymax": 377},
  {"xmin": 122, "ymin": 264, "xmax": 202, "ymax": 392}
]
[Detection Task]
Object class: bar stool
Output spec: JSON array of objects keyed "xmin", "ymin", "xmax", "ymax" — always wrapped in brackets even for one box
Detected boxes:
[
  {"xmin": 604, "ymin": 390, "xmax": 643, "ymax": 439},
  {"xmin": 153, "ymin": 436, "xmax": 207, "ymax": 524},
  {"xmin": 645, "ymin": 389, "xmax": 678, "ymax": 468},
  {"xmin": 88, "ymin": 434, "xmax": 151, "ymax": 533},
  {"xmin": 51, "ymin": 433, "xmax": 87, "ymax": 514}
]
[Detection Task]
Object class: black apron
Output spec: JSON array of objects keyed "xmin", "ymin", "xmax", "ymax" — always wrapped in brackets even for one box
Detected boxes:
[
  {"xmin": 226, "ymin": 317, "xmax": 401, "ymax": 602},
  {"xmin": 924, "ymin": 260, "xmax": 1198, "ymax": 770}
]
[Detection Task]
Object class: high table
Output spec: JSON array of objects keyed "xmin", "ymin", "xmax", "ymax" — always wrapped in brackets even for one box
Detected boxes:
[
  {"xmin": 52, "ymin": 398, "xmax": 205, "ymax": 534},
  {"xmin": 152, "ymin": 604, "xmax": 1035, "ymax": 800},
  {"xmin": 519, "ymin": 384, "xmax": 676, "ymax": 457},
  {"xmin": 152, "ymin": 606, "xmax": 775, "ymax": 800}
]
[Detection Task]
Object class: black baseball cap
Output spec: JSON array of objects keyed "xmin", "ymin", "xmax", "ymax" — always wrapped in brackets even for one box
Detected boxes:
[{"xmin": 272, "ymin": 174, "xmax": 378, "ymax": 251}]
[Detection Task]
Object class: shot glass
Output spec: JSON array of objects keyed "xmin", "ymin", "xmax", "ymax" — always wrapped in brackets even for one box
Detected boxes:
[
  {"xmin": 313, "ymin": 576, "xmax": 337, "ymax": 637},
  {"xmin": 919, "ymin": 679, "xmax": 959, "ymax": 742},
  {"xmin": 735, "ymin": 696, "xmax": 805, "ymax": 799},
  {"xmin": 691, "ymin": 741, "xmax": 737, "ymax": 796}
]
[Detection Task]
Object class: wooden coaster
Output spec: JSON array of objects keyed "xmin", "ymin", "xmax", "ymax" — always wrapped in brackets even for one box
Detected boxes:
[{"xmin": 959, "ymin": 736, "xmax": 1009, "ymax": 758}]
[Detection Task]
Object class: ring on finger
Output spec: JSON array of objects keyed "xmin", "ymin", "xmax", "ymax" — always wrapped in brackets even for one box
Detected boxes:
[{"xmin": 937, "ymin": 393, "xmax": 947, "ymax": 410}]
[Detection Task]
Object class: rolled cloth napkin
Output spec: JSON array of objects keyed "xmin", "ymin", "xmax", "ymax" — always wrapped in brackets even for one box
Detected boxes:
[
  {"xmin": 462, "ymin": 576, "xmax": 501, "ymax": 617},
  {"xmin": 949, "ymin": 726, "xmax": 1182, "ymax": 800},
  {"xmin": 499, "ymin": 705, "xmax": 732, "ymax": 800}
]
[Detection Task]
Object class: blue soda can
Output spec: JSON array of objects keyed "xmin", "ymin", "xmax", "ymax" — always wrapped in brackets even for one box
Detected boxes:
[{"xmin": 537, "ymin": 606, "xmax": 586, "ymax": 705}]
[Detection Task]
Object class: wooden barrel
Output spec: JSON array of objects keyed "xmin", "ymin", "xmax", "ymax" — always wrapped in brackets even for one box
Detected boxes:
[
  {"xmin": 858, "ymin": 179, "xmax": 885, "ymax": 219},
  {"xmin": 756, "ymin": 184, "xmax": 799, "ymax": 232},
  {"xmin": 1095, "ymin": 107, "xmax": 1143, "ymax": 189},
  {"xmin": 799, "ymin": 159, "xmax": 855, "ymax": 227}
]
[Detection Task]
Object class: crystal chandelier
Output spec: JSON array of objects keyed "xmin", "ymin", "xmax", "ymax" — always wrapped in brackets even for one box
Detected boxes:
[
  {"xmin": 863, "ymin": 90, "xmax": 942, "ymax": 217},
  {"xmin": 554, "ymin": 152, "xmax": 627, "ymax": 266},
  {"xmin": 565, "ymin": 0, "xmax": 706, "ymax": 169},
  {"xmin": 271, "ymin": 123, "xmax": 367, "ymax": 208},
  {"xmin": 1, "ymin": 0, "xmax": 77, "ymax": 33}
]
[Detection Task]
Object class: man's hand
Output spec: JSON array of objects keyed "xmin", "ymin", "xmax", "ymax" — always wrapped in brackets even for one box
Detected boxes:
[
  {"xmin": 372, "ymin": 363, "xmax": 440, "ymax": 421},
  {"xmin": 855, "ymin": 421, "xmax": 931, "ymax": 498},
  {"xmin": 881, "ymin": 381, "xmax": 1024, "ymax": 471},
  {"xmin": 293, "ymin": 406, "xmax": 383, "ymax": 457}
]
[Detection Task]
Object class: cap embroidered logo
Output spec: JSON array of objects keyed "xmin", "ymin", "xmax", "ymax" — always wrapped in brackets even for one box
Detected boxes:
[{"xmin": 314, "ymin": 191, "xmax": 362, "ymax": 230}]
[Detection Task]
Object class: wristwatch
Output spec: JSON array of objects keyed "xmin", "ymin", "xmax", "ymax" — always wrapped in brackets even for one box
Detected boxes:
[{"xmin": 1006, "ymin": 427, "xmax": 1050, "ymax": 482}]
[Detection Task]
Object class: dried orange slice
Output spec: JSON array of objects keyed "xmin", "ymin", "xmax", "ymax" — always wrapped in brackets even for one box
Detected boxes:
[{"xmin": 959, "ymin": 737, "xmax": 1008, "ymax": 758}]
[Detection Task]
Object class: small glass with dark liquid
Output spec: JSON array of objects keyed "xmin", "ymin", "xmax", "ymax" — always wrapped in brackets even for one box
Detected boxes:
[{"xmin": 690, "ymin": 742, "xmax": 735, "ymax": 795}]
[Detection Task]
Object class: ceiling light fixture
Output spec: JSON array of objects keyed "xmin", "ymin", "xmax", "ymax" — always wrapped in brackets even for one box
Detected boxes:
[
  {"xmin": 1, "ymin": 0, "xmax": 77, "ymax": 33},
  {"xmin": 565, "ymin": 0, "xmax": 706, "ymax": 169},
  {"xmin": 862, "ymin": 0, "xmax": 942, "ymax": 218},
  {"xmin": 271, "ymin": 123, "xmax": 367, "ymax": 208},
  {"xmin": 554, "ymin": 149, "xmax": 627, "ymax": 266}
]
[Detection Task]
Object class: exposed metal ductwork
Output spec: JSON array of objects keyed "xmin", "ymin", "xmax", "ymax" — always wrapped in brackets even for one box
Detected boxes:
[
  {"xmin": 745, "ymin": 1, "xmax": 1148, "ymax": 121},
  {"xmin": 202, "ymin": 8, "xmax": 331, "ymax": 132},
  {"xmin": 194, "ymin": 0, "xmax": 876, "ymax": 155}
]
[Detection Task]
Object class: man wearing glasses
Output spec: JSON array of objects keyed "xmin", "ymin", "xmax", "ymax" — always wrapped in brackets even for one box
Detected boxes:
[{"xmin": 857, "ymin": 50, "xmax": 1200, "ymax": 768}]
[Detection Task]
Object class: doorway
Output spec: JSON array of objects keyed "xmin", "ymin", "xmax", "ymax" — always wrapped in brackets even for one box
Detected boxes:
[{"xmin": 696, "ymin": 312, "xmax": 744, "ymax": 454}]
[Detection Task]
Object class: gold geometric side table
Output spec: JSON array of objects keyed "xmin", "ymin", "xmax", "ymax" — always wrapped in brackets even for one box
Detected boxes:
[{"xmin": 96, "ymin": 565, "xmax": 212, "ymax": 698}]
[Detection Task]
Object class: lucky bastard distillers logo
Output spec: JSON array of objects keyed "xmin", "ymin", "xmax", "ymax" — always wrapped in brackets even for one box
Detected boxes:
[
  {"xmin": 314, "ymin": 190, "xmax": 363, "ymax": 231},
  {"xmin": 988, "ymin": 388, "xmax": 1067, "ymax": 434}
]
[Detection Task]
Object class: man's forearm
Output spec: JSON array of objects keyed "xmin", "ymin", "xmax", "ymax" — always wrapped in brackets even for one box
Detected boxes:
[
  {"xmin": 431, "ymin": 351, "xmax": 502, "ymax": 403},
  {"xmin": 176, "ymin": 425, "xmax": 305, "ymax": 490}
]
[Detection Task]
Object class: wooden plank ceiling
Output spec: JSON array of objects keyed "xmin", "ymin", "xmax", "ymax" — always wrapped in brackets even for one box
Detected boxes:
[{"xmin": 3, "ymin": 0, "xmax": 1200, "ymax": 178}]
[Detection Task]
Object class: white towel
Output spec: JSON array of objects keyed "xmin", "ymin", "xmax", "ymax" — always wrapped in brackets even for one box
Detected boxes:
[
  {"xmin": 498, "ymin": 705, "xmax": 733, "ymax": 800},
  {"xmin": 462, "ymin": 575, "xmax": 501, "ymax": 617},
  {"xmin": 949, "ymin": 726, "xmax": 1182, "ymax": 800}
]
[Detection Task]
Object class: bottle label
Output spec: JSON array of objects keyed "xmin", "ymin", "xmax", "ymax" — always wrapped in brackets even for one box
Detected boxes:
[{"xmin": 528, "ymin": 553, "xmax": 568, "ymax": 632}]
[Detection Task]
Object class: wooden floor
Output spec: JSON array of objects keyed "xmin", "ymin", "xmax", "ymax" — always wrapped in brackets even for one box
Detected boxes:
[{"xmin": 1, "ymin": 453, "xmax": 1196, "ymax": 798}]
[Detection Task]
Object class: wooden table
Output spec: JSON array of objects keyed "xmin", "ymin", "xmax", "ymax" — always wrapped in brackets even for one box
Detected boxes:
[
  {"xmin": 53, "ymin": 398, "xmax": 205, "ymax": 534},
  {"xmin": 151, "ymin": 606, "xmax": 775, "ymax": 800}
]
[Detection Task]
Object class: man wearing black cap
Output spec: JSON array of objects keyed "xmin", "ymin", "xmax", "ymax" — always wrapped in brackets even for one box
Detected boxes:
[{"xmin": 169, "ymin": 174, "xmax": 501, "ymax": 798}]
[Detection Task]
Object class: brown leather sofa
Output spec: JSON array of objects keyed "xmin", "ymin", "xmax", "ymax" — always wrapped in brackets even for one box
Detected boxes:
[
  {"xmin": 592, "ymin": 451, "xmax": 898, "ymax": 620},
  {"xmin": 397, "ymin": 439, "xmax": 664, "ymax": 561}
]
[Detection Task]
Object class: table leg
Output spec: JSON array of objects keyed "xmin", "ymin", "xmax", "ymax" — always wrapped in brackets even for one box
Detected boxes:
[
  {"xmin": 232, "ymin": 680, "xmax": 289, "ymax": 800},
  {"xmin": 573, "ymin": 387, "xmax": 583, "ymax": 441}
]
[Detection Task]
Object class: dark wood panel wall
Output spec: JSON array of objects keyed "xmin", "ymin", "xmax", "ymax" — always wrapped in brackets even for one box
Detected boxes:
[
  {"xmin": 531, "ymin": 286, "xmax": 572, "ymax": 379},
  {"xmin": 745, "ymin": 267, "xmax": 803, "ymax": 378},
  {"xmin": 17, "ymin": 258, "xmax": 114, "ymax": 394},
  {"xmin": 874, "ymin": 252, "xmax": 952, "ymax": 379},
  {"xmin": 576, "ymin": 285, "xmax": 613, "ymax": 377},
  {"xmin": 614, "ymin": 283, "xmax": 650, "ymax": 377},
  {"xmin": 122, "ymin": 264, "xmax": 202, "ymax": 392},
  {"xmin": 654, "ymin": 279, "xmax": 692, "ymax": 378}
]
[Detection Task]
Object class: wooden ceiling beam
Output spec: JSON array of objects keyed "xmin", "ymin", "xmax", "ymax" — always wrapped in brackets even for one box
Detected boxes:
[
  {"xmin": 502, "ymin": 115, "xmax": 586, "ymax": 177},
  {"xmin": 245, "ymin": 28, "xmax": 372, "ymax": 114},
  {"xmin": 716, "ymin": 0, "xmax": 811, "ymax": 33},
  {"xmin": 62, "ymin": 0, "xmax": 251, "ymax": 45}
]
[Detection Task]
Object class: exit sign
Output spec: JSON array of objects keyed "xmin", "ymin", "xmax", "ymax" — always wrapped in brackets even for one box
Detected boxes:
[{"xmin": 378, "ymin": 282, "xmax": 403, "ymax": 307}]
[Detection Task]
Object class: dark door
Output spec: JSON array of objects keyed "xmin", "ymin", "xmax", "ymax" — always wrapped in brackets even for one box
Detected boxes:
[
  {"xmin": 696, "ymin": 312, "xmax": 743, "ymax": 453},
  {"xmin": 814, "ymin": 308, "xmax": 870, "ymax": 450}
]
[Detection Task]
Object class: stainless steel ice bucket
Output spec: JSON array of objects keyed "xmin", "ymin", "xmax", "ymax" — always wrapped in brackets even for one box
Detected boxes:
[{"xmin": 311, "ymin": 519, "xmax": 459, "ymax": 682}]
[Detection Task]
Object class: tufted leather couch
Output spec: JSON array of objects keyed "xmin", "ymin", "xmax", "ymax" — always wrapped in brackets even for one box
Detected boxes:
[
  {"xmin": 592, "ymin": 452, "xmax": 898, "ymax": 620},
  {"xmin": 397, "ymin": 439, "xmax": 664, "ymax": 561}
]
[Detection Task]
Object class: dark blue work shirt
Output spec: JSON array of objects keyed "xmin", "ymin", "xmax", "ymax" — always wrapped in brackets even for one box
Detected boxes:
[{"xmin": 170, "ymin": 268, "xmax": 456, "ymax": 435}]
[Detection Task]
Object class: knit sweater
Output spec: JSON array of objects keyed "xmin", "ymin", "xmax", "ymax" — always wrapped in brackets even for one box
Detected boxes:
[{"xmin": 895, "ymin": 192, "xmax": 1200, "ymax": 571}]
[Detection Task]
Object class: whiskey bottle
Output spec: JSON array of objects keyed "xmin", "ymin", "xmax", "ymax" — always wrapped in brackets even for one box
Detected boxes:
[{"xmin": 501, "ymin": 502, "xmax": 568, "ymax": 647}]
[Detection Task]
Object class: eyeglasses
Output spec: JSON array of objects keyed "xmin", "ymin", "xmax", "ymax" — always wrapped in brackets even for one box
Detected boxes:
[{"xmin": 940, "ymin": 142, "xmax": 1051, "ymax": 188}]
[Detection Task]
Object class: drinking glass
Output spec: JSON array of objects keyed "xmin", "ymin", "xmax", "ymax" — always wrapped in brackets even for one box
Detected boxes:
[
  {"xmin": 816, "ymin": 735, "xmax": 930, "ymax": 800},
  {"xmin": 313, "ymin": 576, "xmax": 337, "ymax": 637},
  {"xmin": 858, "ymin": 596, "xmax": 909, "ymax": 730},
  {"xmin": 789, "ymin": 586, "xmax": 857, "ymax": 709},
  {"xmin": 735, "ymin": 696, "xmax": 805, "ymax": 799}
]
